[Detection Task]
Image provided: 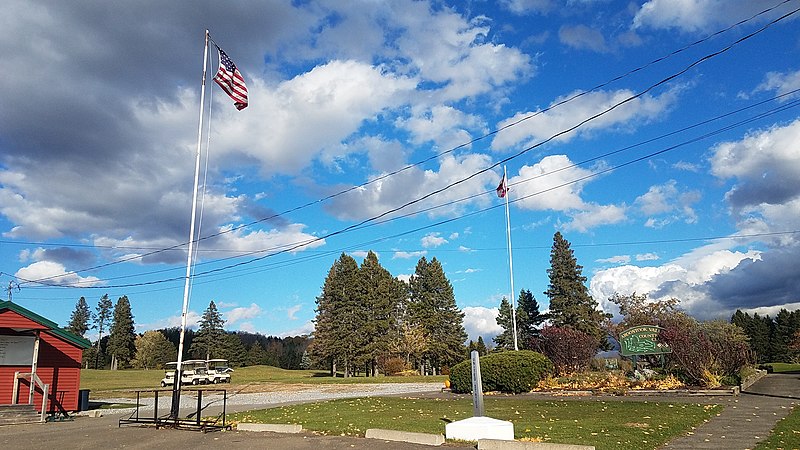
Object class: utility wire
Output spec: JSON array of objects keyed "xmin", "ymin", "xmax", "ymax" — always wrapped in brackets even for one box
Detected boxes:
[{"xmin": 15, "ymin": 2, "xmax": 800, "ymax": 288}]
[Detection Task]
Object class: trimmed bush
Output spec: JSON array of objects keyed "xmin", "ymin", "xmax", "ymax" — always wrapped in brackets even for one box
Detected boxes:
[{"xmin": 449, "ymin": 350, "xmax": 554, "ymax": 394}]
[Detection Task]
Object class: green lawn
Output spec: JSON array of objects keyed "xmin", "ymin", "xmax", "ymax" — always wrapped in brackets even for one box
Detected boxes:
[
  {"xmin": 755, "ymin": 404, "xmax": 800, "ymax": 450},
  {"xmin": 229, "ymin": 396, "xmax": 721, "ymax": 450},
  {"xmin": 81, "ymin": 365, "xmax": 447, "ymax": 396},
  {"xmin": 764, "ymin": 362, "xmax": 800, "ymax": 373}
]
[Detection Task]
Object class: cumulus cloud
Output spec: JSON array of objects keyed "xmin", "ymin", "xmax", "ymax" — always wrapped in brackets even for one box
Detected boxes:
[
  {"xmin": 635, "ymin": 180, "xmax": 700, "ymax": 227},
  {"xmin": 224, "ymin": 303, "xmax": 263, "ymax": 326},
  {"xmin": 754, "ymin": 69, "xmax": 800, "ymax": 101},
  {"xmin": 462, "ymin": 306, "xmax": 503, "ymax": 342},
  {"xmin": 632, "ymin": 0, "xmax": 796, "ymax": 33},
  {"xmin": 492, "ymin": 88, "xmax": 678, "ymax": 150},
  {"xmin": 393, "ymin": 251, "xmax": 427, "ymax": 260},
  {"xmin": 325, "ymin": 153, "xmax": 496, "ymax": 221},
  {"xmin": 421, "ymin": 233, "xmax": 449, "ymax": 248},
  {"xmin": 15, "ymin": 261, "xmax": 101, "ymax": 287}
]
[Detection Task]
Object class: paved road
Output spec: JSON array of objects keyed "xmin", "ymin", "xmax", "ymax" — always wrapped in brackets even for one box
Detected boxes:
[{"xmin": 1, "ymin": 374, "xmax": 797, "ymax": 449}]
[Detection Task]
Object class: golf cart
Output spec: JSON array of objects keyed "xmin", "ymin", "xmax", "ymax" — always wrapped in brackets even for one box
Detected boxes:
[
  {"xmin": 160, "ymin": 360, "xmax": 209, "ymax": 387},
  {"xmin": 206, "ymin": 359, "xmax": 233, "ymax": 383}
]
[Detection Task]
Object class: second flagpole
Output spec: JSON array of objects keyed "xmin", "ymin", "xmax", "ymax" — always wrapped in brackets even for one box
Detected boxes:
[{"xmin": 503, "ymin": 165, "xmax": 519, "ymax": 351}]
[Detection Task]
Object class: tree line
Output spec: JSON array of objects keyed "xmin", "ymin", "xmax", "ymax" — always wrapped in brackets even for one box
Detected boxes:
[
  {"xmin": 731, "ymin": 308, "xmax": 800, "ymax": 363},
  {"xmin": 311, "ymin": 252, "xmax": 467, "ymax": 377},
  {"xmin": 66, "ymin": 296, "xmax": 310, "ymax": 370}
]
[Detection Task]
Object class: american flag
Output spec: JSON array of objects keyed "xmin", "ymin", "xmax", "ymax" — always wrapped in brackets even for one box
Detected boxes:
[
  {"xmin": 213, "ymin": 46, "xmax": 248, "ymax": 110},
  {"xmin": 496, "ymin": 173, "xmax": 509, "ymax": 198}
]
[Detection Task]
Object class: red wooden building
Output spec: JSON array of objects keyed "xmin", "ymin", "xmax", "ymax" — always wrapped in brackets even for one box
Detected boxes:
[{"xmin": 0, "ymin": 301, "xmax": 91, "ymax": 413}]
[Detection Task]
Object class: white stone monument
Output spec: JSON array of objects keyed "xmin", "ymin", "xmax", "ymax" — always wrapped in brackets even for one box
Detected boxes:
[{"xmin": 445, "ymin": 351, "xmax": 514, "ymax": 441}]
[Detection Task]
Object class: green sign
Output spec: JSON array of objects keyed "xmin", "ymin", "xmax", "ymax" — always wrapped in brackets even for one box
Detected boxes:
[{"xmin": 619, "ymin": 325, "xmax": 671, "ymax": 357}]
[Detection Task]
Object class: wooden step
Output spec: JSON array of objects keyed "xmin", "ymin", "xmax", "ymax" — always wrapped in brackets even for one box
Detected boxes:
[{"xmin": 0, "ymin": 404, "xmax": 42, "ymax": 425}]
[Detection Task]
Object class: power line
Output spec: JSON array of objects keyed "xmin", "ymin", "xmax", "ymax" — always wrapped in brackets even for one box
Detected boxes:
[{"xmin": 13, "ymin": 3, "xmax": 800, "ymax": 289}]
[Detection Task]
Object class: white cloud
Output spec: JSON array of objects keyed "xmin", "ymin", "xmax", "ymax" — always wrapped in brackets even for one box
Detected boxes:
[
  {"xmin": 635, "ymin": 180, "xmax": 700, "ymax": 226},
  {"xmin": 225, "ymin": 303, "xmax": 263, "ymax": 325},
  {"xmin": 510, "ymin": 155, "xmax": 595, "ymax": 211},
  {"xmin": 492, "ymin": 88, "xmax": 678, "ymax": 150},
  {"xmin": 421, "ymin": 232, "xmax": 448, "ymax": 248},
  {"xmin": 590, "ymin": 244, "xmax": 763, "ymax": 319},
  {"xmin": 277, "ymin": 320, "xmax": 315, "ymax": 338},
  {"xmin": 325, "ymin": 153, "xmax": 496, "ymax": 221},
  {"xmin": 500, "ymin": 0, "xmax": 554, "ymax": 15},
  {"xmin": 393, "ymin": 250, "xmax": 427, "ymax": 260},
  {"xmin": 286, "ymin": 304, "xmax": 302, "ymax": 321},
  {"xmin": 462, "ymin": 306, "xmax": 503, "ymax": 342},
  {"xmin": 14, "ymin": 261, "xmax": 101, "ymax": 287},
  {"xmin": 710, "ymin": 119, "xmax": 800, "ymax": 211},
  {"xmin": 596, "ymin": 255, "xmax": 631, "ymax": 264},
  {"xmin": 754, "ymin": 69, "xmax": 800, "ymax": 102},
  {"xmin": 632, "ymin": 0, "xmax": 793, "ymax": 33},
  {"xmin": 563, "ymin": 203, "xmax": 627, "ymax": 232},
  {"xmin": 636, "ymin": 253, "xmax": 660, "ymax": 261}
]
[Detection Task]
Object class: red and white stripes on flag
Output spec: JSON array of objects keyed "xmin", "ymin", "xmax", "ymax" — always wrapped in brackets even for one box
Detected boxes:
[
  {"xmin": 213, "ymin": 46, "xmax": 248, "ymax": 110},
  {"xmin": 496, "ymin": 173, "xmax": 509, "ymax": 198}
]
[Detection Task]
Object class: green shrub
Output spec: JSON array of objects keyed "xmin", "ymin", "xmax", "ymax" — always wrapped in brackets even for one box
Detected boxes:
[{"xmin": 449, "ymin": 350, "xmax": 554, "ymax": 394}]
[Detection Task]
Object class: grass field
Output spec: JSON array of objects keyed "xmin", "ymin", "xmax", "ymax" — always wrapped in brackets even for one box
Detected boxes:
[
  {"xmin": 229, "ymin": 396, "xmax": 721, "ymax": 450},
  {"xmin": 754, "ymin": 404, "xmax": 800, "ymax": 449},
  {"xmin": 764, "ymin": 362, "xmax": 800, "ymax": 373},
  {"xmin": 80, "ymin": 365, "xmax": 447, "ymax": 396}
]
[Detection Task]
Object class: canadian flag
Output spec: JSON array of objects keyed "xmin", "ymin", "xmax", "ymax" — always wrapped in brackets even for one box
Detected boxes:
[{"xmin": 496, "ymin": 174, "xmax": 509, "ymax": 198}]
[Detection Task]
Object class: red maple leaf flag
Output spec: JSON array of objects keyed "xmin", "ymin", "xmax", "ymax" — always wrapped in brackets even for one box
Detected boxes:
[
  {"xmin": 496, "ymin": 173, "xmax": 509, "ymax": 198},
  {"xmin": 213, "ymin": 46, "xmax": 248, "ymax": 110}
]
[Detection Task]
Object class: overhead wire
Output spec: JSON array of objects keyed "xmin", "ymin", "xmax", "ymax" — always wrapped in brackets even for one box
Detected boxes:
[
  {"xmin": 20, "ymin": 91, "xmax": 800, "ymax": 290},
  {"xmin": 12, "ymin": 2, "xmax": 800, "ymax": 290}
]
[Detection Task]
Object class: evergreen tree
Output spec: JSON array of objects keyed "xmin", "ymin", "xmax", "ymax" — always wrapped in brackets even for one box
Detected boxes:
[
  {"xmin": 494, "ymin": 297, "xmax": 515, "ymax": 350},
  {"xmin": 312, "ymin": 253, "xmax": 361, "ymax": 376},
  {"xmin": 66, "ymin": 296, "xmax": 92, "ymax": 337},
  {"xmin": 107, "ymin": 295, "xmax": 136, "ymax": 370},
  {"xmin": 93, "ymin": 294, "xmax": 113, "ymax": 369},
  {"xmin": 516, "ymin": 289, "xmax": 547, "ymax": 348},
  {"xmin": 246, "ymin": 341, "xmax": 269, "ymax": 366},
  {"xmin": 190, "ymin": 300, "xmax": 226, "ymax": 360},
  {"xmin": 219, "ymin": 333, "xmax": 247, "ymax": 367},
  {"xmin": 476, "ymin": 336, "xmax": 489, "ymax": 356},
  {"xmin": 544, "ymin": 232, "xmax": 609, "ymax": 347},
  {"xmin": 356, "ymin": 251, "xmax": 404, "ymax": 376},
  {"xmin": 408, "ymin": 257, "xmax": 467, "ymax": 374}
]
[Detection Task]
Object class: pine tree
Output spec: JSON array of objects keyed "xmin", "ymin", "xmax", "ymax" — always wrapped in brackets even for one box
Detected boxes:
[
  {"xmin": 219, "ymin": 333, "xmax": 247, "ymax": 367},
  {"xmin": 494, "ymin": 297, "xmax": 516, "ymax": 350},
  {"xmin": 545, "ymin": 232, "xmax": 609, "ymax": 347},
  {"xmin": 356, "ymin": 251, "xmax": 404, "ymax": 376},
  {"xmin": 190, "ymin": 300, "xmax": 226, "ymax": 360},
  {"xmin": 476, "ymin": 336, "xmax": 489, "ymax": 356},
  {"xmin": 107, "ymin": 295, "xmax": 136, "ymax": 370},
  {"xmin": 408, "ymin": 257, "xmax": 467, "ymax": 374},
  {"xmin": 516, "ymin": 289, "xmax": 547, "ymax": 348},
  {"xmin": 246, "ymin": 341, "xmax": 269, "ymax": 366},
  {"xmin": 93, "ymin": 294, "xmax": 113, "ymax": 369},
  {"xmin": 66, "ymin": 296, "xmax": 92, "ymax": 337},
  {"xmin": 312, "ymin": 253, "xmax": 361, "ymax": 376}
]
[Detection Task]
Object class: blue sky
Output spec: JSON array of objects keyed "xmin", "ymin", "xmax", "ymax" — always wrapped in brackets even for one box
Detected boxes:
[{"xmin": 1, "ymin": 0, "xmax": 799, "ymax": 344}]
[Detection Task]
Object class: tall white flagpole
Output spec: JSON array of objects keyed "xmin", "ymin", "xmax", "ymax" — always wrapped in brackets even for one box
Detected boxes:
[
  {"xmin": 503, "ymin": 165, "xmax": 519, "ymax": 351},
  {"xmin": 171, "ymin": 29, "xmax": 210, "ymax": 419}
]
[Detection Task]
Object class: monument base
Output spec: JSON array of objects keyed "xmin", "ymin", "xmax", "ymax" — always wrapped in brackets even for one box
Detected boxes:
[{"xmin": 445, "ymin": 416, "xmax": 514, "ymax": 441}]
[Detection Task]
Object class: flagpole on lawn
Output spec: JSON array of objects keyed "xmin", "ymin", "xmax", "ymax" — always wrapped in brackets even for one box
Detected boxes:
[
  {"xmin": 171, "ymin": 29, "xmax": 210, "ymax": 420},
  {"xmin": 502, "ymin": 165, "xmax": 519, "ymax": 351}
]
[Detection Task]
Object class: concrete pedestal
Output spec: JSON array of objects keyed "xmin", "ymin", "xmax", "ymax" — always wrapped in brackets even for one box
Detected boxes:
[{"xmin": 445, "ymin": 416, "xmax": 514, "ymax": 441}]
